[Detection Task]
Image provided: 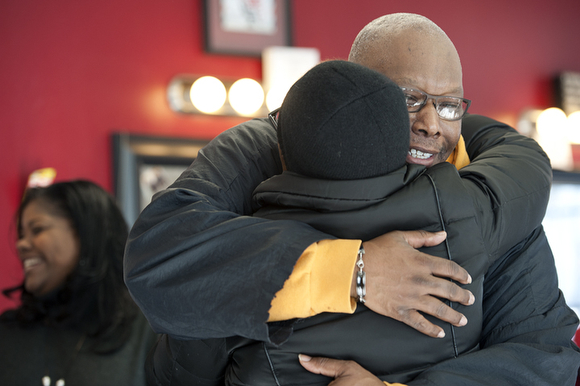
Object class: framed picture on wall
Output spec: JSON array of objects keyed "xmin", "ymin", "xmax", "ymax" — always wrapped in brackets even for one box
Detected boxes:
[
  {"xmin": 111, "ymin": 133, "xmax": 208, "ymax": 226},
  {"xmin": 203, "ymin": 0, "xmax": 292, "ymax": 56}
]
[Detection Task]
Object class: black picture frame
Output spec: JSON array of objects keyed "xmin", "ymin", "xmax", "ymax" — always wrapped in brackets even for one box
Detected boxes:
[
  {"xmin": 111, "ymin": 133, "xmax": 208, "ymax": 226},
  {"xmin": 203, "ymin": 0, "xmax": 292, "ymax": 56}
]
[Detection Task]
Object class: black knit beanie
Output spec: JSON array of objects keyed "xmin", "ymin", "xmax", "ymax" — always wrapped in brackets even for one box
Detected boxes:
[{"xmin": 278, "ymin": 60, "xmax": 410, "ymax": 180}]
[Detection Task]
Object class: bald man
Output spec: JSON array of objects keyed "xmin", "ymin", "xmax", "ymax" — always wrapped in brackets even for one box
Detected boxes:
[{"xmin": 126, "ymin": 13, "xmax": 580, "ymax": 386}]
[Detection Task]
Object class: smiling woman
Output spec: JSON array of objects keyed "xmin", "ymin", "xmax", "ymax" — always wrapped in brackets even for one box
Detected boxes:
[
  {"xmin": 0, "ymin": 180, "xmax": 157, "ymax": 386},
  {"xmin": 17, "ymin": 200, "xmax": 80, "ymax": 297}
]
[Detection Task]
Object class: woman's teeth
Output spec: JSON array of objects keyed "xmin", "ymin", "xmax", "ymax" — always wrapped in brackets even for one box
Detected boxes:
[{"xmin": 23, "ymin": 257, "xmax": 42, "ymax": 269}]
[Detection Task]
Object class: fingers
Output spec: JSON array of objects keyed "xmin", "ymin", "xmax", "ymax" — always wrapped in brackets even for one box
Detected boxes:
[
  {"xmin": 400, "ymin": 311, "xmax": 446, "ymax": 338},
  {"xmin": 389, "ymin": 230, "xmax": 475, "ymax": 285},
  {"xmin": 416, "ymin": 251, "xmax": 472, "ymax": 285},
  {"xmin": 400, "ymin": 229, "xmax": 447, "ymax": 249},
  {"xmin": 440, "ymin": 278, "xmax": 474, "ymax": 306},
  {"xmin": 418, "ymin": 296, "xmax": 468, "ymax": 327},
  {"xmin": 299, "ymin": 355, "xmax": 385, "ymax": 386},
  {"xmin": 298, "ymin": 354, "xmax": 348, "ymax": 377},
  {"xmin": 368, "ymin": 230, "xmax": 473, "ymax": 285},
  {"xmin": 399, "ymin": 299, "xmax": 468, "ymax": 338},
  {"xmin": 411, "ymin": 267, "xmax": 475, "ymax": 305},
  {"xmin": 361, "ymin": 229, "xmax": 476, "ymax": 338}
]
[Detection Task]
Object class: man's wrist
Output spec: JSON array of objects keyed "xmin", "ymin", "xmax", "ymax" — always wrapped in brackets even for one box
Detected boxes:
[
  {"xmin": 351, "ymin": 242, "xmax": 364, "ymax": 298},
  {"xmin": 355, "ymin": 245, "xmax": 366, "ymax": 303}
]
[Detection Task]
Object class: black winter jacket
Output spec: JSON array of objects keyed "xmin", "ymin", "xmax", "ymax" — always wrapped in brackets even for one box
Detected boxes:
[
  {"xmin": 222, "ymin": 115, "xmax": 558, "ymax": 384},
  {"xmin": 134, "ymin": 115, "xmax": 580, "ymax": 386}
]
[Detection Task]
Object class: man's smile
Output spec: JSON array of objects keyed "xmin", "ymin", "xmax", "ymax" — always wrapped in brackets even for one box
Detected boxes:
[
  {"xmin": 408, "ymin": 148, "xmax": 433, "ymax": 160},
  {"xmin": 407, "ymin": 146, "xmax": 439, "ymax": 167}
]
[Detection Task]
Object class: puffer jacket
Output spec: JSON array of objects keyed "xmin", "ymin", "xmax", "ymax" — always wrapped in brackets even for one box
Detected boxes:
[
  {"xmin": 224, "ymin": 119, "xmax": 550, "ymax": 384},
  {"xmin": 143, "ymin": 116, "xmax": 580, "ymax": 386}
]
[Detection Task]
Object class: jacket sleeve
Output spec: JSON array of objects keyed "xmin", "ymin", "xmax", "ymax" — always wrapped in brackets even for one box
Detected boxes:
[
  {"xmin": 458, "ymin": 114, "xmax": 553, "ymax": 260},
  {"xmin": 407, "ymin": 227, "xmax": 580, "ymax": 386},
  {"xmin": 123, "ymin": 118, "xmax": 329, "ymax": 343},
  {"xmin": 408, "ymin": 115, "xmax": 580, "ymax": 384}
]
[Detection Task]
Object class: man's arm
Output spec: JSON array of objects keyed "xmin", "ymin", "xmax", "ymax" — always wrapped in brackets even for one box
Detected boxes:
[
  {"xmin": 345, "ymin": 115, "xmax": 553, "ymax": 338},
  {"xmin": 124, "ymin": 117, "xmax": 472, "ymax": 343},
  {"xmin": 123, "ymin": 114, "xmax": 548, "ymax": 343},
  {"xmin": 301, "ymin": 117, "xmax": 580, "ymax": 384},
  {"xmin": 459, "ymin": 114, "xmax": 552, "ymax": 259},
  {"xmin": 124, "ymin": 118, "xmax": 328, "ymax": 343},
  {"xmin": 301, "ymin": 230, "xmax": 580, "ymax": 385},
  {"xmin": 376, "ymin": 118, "xmax": 579, "ymax": 384},
  {"xmin": 407, "ymin": 227, "xmax": 580, "ymax": 385}
]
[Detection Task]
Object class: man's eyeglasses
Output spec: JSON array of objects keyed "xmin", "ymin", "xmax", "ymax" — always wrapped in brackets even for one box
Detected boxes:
[
  {"xmin": 268, "ymin": 107, "xmax": 281, "ymax": 130},
  {"xmin": 401, "ymin": 87, "xmax": 471, "ymax": 121},
  {"xmin": 267, "ymin": 88, "xmax": 470, "ymax": 128}
]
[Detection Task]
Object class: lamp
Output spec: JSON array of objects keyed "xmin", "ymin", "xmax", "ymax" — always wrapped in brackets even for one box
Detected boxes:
[
  {"xmin": 567, "ymin": 111, "xmax": 580, "ymax": 144},
  {"xmin": 189, "ymin": 76, "xmax": 227, "ymax": 114},
  {"xmin": 518, "ymin": 107, "xmax": 579, "ymax": 171},
  {"xmin": 167, "ymin": 46, "xmax": 320, "ymax": 118},
  {"xmin": 228, "ymin": 78, "xmax": 265, "ymax": 116},
  {"xmin": 167, "ymin": 75, "xmax": 269, "ymax": 117}
]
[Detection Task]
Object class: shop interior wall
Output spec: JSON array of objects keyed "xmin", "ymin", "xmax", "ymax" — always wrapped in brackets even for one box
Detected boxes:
[{"xmin": 1, "ymin": 0, "xmax": 580, "ymax": 312}]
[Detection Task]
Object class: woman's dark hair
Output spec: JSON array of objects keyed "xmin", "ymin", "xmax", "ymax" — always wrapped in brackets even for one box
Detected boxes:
[{"xmin": 2, "ymin": 180, "xmax": 136, "ymax": 353}]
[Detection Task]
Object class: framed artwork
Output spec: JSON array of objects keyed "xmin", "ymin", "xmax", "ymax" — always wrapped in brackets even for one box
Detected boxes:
[
  {"xmin": 111, "ymin": 133, "xmax": 208, "ymax": 226},
  {"xmin": 203, "ymin": 0, "xmax": 292, "ymax": 56}
]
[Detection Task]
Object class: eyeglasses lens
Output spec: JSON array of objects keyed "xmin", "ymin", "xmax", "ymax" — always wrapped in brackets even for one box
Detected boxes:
[{"xmin": 402, "ymin": 88, "xmax": 469, "ymax": 121}]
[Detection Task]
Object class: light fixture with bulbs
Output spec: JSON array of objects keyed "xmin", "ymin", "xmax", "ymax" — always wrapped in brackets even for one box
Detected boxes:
[
  {"xmin": 167, "ymin": 47, "xmax": 321, "ymax": 118},
  {"xmin": 167, "ymin": 74, "xmax": 271, "ymax": 117},
  {"xmin": 518, "ymin": 106, "xmax": 580, "ymax": 171}
]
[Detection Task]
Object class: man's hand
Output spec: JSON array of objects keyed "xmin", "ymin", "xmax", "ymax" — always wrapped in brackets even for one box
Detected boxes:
[
  {"xmin": 352, "ymin": 230, "xmax": 475, "ymax": 338},
  {"xmin": 299, "ymin": 355, "xmax": 386, "ymax": 386}
]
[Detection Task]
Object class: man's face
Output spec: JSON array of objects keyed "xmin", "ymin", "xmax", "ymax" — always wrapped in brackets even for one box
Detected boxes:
[{"xmin": 357, "ymin": 31, "xmax": 464, "ymax": 168}]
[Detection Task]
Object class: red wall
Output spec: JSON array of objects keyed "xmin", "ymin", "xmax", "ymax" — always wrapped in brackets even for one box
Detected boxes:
[{"xmin": 2, "ymin": 0, "xmax": 580, "ymax": 312}]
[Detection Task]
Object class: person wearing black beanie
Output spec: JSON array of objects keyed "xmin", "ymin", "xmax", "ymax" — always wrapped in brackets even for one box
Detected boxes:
[
  {"xmin": 132, "ymin": 12, "xmax": 577, "ymax": 386},
  {"xmin": 277, "ymin": 60, "xmax": 410, "ymax": 180},
  {"xmin": 146, "ymin": 61, "xmax": 417, "ymax": 386}
]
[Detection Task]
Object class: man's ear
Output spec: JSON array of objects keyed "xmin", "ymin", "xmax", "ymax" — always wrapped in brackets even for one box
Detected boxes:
[{"xmin": 278, "ymin": 144, "xmax": 287, "ymax": 171}]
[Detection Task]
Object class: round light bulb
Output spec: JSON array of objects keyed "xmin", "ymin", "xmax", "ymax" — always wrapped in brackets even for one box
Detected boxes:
[
  {"xmin": 190, "ymin": 76, "xmax": 227, "ymax": 114},
  {"xmin": 536, "ymin": 107, "xmax": 567, "ymax": 138},
  {"xmin": 228, "ymin": 78, "xmax": 264, "ymax": 116},
  {"xmin": 536, "ymin": 107, "xmax": 573, "ymax": 170},
  {"xmin": 567, "ymin": 111, "xmax": 580, "ymax": 144}
]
